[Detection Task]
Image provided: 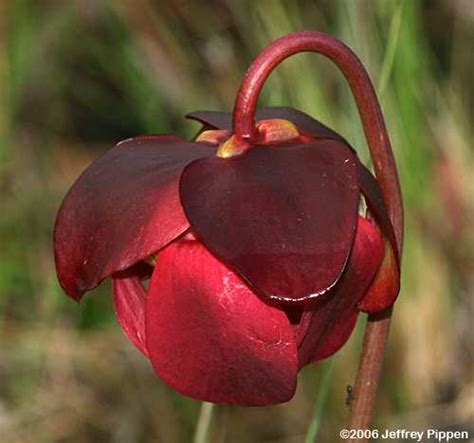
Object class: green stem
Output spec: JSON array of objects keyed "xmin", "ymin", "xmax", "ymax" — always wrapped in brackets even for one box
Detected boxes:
[{"xmin": 305, "ymin": 358, "xmax": 336, "ymax": 443}]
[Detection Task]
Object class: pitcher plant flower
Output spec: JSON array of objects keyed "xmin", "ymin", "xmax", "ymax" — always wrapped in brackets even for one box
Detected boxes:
[{"xmin": 54, "ymin": 31, "xmax": 402, "ymax": 411}]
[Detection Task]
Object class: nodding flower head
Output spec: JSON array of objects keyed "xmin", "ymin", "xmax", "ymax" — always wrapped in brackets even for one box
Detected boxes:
[{"xmin": 54, "ymin": 31, "xmax": 401, "ymax": 406}]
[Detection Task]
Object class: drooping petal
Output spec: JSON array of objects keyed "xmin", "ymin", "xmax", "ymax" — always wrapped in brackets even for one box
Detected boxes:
[
  {"xmin": 180, "ymin": 141, "xmax": 360, "ymax": 303},
  {"xmin": 357, "ymin": 239, "xmax": 400, "ymax": 313},
  {"xmin": 356, "ymin": 161, "xmax": 400, "ymax": 311},
  {"xmin": 296, "ymin": 217, "xmax": 384, "ymax": 367},
  {"xmin": 187, "ymin": 106, "xmax": 347, "ymax": 142},
  {"xmin": 54, "ymin": 135, "xmax": 215, "ymax": 299},
  {"xmin": 112, "ymin": 275, "xmax": 148, "ymax": 356},
  {"xmin": 145, "ymin": 238, "xmax": 298, "ymax": 406}
]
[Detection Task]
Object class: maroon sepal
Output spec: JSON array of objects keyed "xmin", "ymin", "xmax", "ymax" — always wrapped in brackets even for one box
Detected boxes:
[
  {"xmin": 180, "ymin": 141, "xmax": 359, "ymax": 303},
  {"xmin": 54, "ymin": 135, "xmax": 215, "ymax": 300}
]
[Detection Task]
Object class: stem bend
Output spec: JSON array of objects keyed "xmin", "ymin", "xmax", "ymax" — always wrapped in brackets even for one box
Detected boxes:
[
  {"xmin": 232, "ymin": 31, "xmax": 404, "ymax": 433},
  {"xmin": 232, "ymin": 30, "xmax": 403, "ymax": 245}
]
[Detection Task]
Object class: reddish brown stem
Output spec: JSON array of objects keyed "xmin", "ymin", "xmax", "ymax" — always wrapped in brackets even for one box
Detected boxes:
[{"xmin": 232, "ymin": 31, "xmax": 404, "ymax": 436}]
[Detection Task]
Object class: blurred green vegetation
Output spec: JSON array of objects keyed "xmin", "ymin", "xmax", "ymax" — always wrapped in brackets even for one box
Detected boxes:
[{"xmin": 0, "ymin": 1, "xmax": 473, "ymax": 442}]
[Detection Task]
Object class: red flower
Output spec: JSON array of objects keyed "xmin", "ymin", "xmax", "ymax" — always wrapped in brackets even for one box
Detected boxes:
[{"xmin": 54, "ymin": 33, "xmax": 401, "ymax": 406}]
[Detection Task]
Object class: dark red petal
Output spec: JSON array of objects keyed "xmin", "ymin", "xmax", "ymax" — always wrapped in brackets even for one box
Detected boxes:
[
  {"xmin": 312, "ymin": 313, "xmax": 358, "ymax": 361},
  {"xmin": 358, "ymin": 239, "xmax": 400, "ymax": 313},
  {"xmin": 356, "ymin": 161, "xmax": 399, "ymax": 265},
  {"xmin": 180, "ymin": 141, "xmax": 359, "ymax": 303},
  {"xmin": 54, "ymin": 135, "xmax": 215, "ymax": 299},
  {"xmin": 112, "ymin": 276, "xmax": 148, "ymax": 356},
  {"xmin": 145, "ymin": 238, "xmax": 298, "ymax": 406},
  {"xmin": 356, "ymin": 162, "xmax": 400, "ymax": 312},
  {"xmin": 186, "ymin": 106, "xmax": 346, "ymax": 141},
  {"xmin": 296, "ymin": 217, "xmax": 384, "ymax": 367}
]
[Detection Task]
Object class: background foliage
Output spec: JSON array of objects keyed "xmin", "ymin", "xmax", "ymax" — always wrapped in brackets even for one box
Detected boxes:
[{"xmin": 1, "ymin": 1, "xmax": 473, "ymax": 442}]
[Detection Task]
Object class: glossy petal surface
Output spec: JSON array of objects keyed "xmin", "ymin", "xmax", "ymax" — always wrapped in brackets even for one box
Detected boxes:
[
  {"xmin": 54, "ymin": 135, "xmax": 215, "ymax": 299},
  {"xmin": 296, "ymin": 217, "xmax": 384, "ymax": 367},
  {"xmin": 187, "ymin": 107, "xmax": 346, "ymax": 141},
  {"xmin": 181, "ymin": 141, "xmax": 359, "ymax": 302},
  {"xmin": 146, "ymin": 238, "xmax": 298, "ymax": 406},
  {"xmin": 112, "ymin": 275, "xmax": 148, "ymax": 356}
]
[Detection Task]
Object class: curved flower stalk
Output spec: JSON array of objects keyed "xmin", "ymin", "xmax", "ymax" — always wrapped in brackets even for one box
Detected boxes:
[{"xmin": 54, "ymin": 31, "xmax": 402, "ymax": 418}]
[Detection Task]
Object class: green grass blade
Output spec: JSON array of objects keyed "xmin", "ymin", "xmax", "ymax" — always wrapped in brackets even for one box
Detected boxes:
[
  {"xmin": 194, "ymin": 402, "xmax": 215, "ymax": 443},
  {"xmin": 378, "ymin": 0, "xmax": 405, "ymax": 98},
  {"xmin": 304, "ymin": 357, "xmax": 336, "ymax": 443}
]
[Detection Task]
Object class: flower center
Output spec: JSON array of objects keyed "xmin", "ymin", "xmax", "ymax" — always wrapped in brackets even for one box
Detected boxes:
[
  {"xmin": 197, "ymin": 118, "xmax": 301, "ymax": 158},
  {"xmin": 218, "ymin": 118, "xmax": 300, "ymax": 158}
]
